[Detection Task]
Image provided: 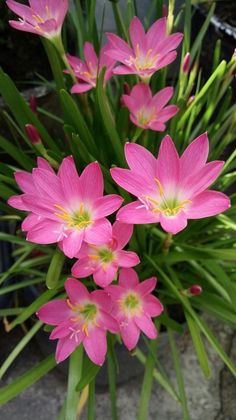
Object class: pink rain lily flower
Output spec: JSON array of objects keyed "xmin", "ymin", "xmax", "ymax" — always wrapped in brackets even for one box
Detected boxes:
[
  {"xmin": 67, "ymin": 42, "xmax": 116, "ymax": 94},
  {"xmin": 6, "ymin": 0, "xmax": 68, "ymax": 39},
  {"xmin": 106, "ymin": 16, "xmax": 183, "ymax": 81},
  {"xmin": 72, "ymin": 221, "xmax": 140, "ymax": 288},
  {"xmin": 8, "ymin": 157, "xmax": 123, "ymax": 258},
  {"xmin": 122, "ymin": 83, "xmax": 178, "ymax": 131},
  {"xmin": 106, "ymin": 268, "xmax": 163, "ymax": 350},
  {"xmin": 37, "ymin": 278, "xmax": 119, "ymax": 365},
  {"xmin": 110, "ymin": 134, "xmax": 230, "ymax": 235}
]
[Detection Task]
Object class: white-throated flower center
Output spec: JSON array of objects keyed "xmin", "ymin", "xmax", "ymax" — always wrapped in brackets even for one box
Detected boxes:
[
  {"xmin": 136, "ymin": 107, "xmax": 156, "ymax": 126},
  {"xmin": 67, "ymin": 300, "xmax": 98, "ymax": 337},
  {"xmin": 119, "ymin": 292, "xmax": 142, "ymax": 317},
  {"xmin": 88, "ymin": 246, "xmax": 115, "ymax": 270},
  {"xmin": 127, "ymin": 44, "xmax": 159, "ymax": 71},
  {"xmin": 54, "ymin": 203, "xmax": 93, "ymax": 230},
  {"xmin": 142, "ymin": 178, "xmax": 191, "ymax": 217}
]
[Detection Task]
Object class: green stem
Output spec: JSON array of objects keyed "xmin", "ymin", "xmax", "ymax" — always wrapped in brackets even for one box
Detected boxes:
[
  {"xmin": 65, "ymin": 345, "xmax": 83, "ymax": 420},
  {"xmin": 52, "ymin": 35, "xmax": 77, "ymax": 84},
  {"xmin": 131, "ymin": 127, "xmax": 144, "ymax": 143},
  {"xmin": 87, "ymin": 378, "xmax": 95, "ymax": 420},
  {"xmin": 137, "ymin": 323, "xmax": 159, "ymax": 420},
  {"xmin": 163, "ymin": 233, "xmax": 173, "ymax": 255},
  {"xmin": 46, "ymin": 247, "xmax": 65, "ymax": 289}
]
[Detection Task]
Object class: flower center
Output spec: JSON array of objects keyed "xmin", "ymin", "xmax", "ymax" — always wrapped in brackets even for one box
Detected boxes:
[
  {"xmin": 136, "ymin": 107, "xmax": 156, "ymax": 126},
  {"xmin": 142, "ymin": 178, "xmax": 192, "ymax": 217},
  {"xmin": 67, "ymin": 300, "xmax": 98, "ymax": 337},
  {"xmin": 88, "ymin": 246, "xmax": 115, "ymax": 271},
  {"xmin": 54, "ymin": 203, "xmax": 93, "ymax": 230},
  {"xmin": 119, "ymin": 292, "xmax": 142, "ymax": 317},
  {"xmin": 127, "ymin": 44, "xmax": 159, "ymax": 71},
  {"xmin": 31, "ymin": 4, "xmax": 51, "ymax": 32}
]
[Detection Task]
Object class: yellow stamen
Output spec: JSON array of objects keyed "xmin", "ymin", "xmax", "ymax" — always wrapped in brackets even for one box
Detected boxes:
[
  {"xmin": 82, "ymin": 323, "xmax": 89, "ymax": 337},
  {"xmin": 32, "ymin": 14, "xmax": 44, "ymax": 23},
  {"xmin": 45, "ymin": 5, "xmax": 51, "ymax": 19},
  {"xmin": 154, "ymin": 178, "xmax": 164, "ymax": 196},
  {"xmin": 54, "ymin": 204, "xmax": 93, "ymax": 230},
  {"xmin": 88, "ymin": 254, "xmax": 100, "ymax": 261}
]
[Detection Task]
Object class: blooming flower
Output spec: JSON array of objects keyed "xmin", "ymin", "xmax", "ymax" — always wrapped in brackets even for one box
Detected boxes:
[
  {"xmin": 72, "ymin": 221, "xmax": 140, "ymax": 288},
  {"xmin": 8, "ymin": 157, "xmax": 123, "ymax": 258},
  {"xmin": 67, "ymin": 42, "xmax": 116, "ymax": 94},
  {"xmin": 106, "ymin": 268, "xmax": 163, "ymax": 350},
  {"xmin": 122, "ymin": 83, "xmax": 178, "ymax": 131},
  {"xmin": 110, "ymin": 134, "xmax": 230, "ymax": 234},
  {"xmin": 106, "ymin": 16, "xmax": 183, "ymax": 81},
  {"xmin": 6, "ymin": 0, "xmax": 68, "ymax": 39},
  {"xmin": 37, "ymin": 278, "xmax": 118, "ymax": 365}
]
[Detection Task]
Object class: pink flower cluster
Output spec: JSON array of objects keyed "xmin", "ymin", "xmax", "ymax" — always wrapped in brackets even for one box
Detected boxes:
[{"xmin": 37, "ymin": 271, "xmax": 163, "ymax": 365}]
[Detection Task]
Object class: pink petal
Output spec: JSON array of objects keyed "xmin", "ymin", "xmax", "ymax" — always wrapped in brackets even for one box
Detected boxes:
[
  {"xmin": 156, "ymin": 135, "xmax": 180, "ymax": 190},
  {"xmin": 129, "ymin": 83, "xmax": 152, "ymax": 105},
  {"xmin": 55, "ymin": 336, "xmax": 79, "ymax": 363},
  {"xmin": 65, "ymin": 278, "xmax": 90, "ymax": 304},
  {"xmin": 148, "ymin": 122, "xmax": 166, "ymax": 132},
  {"xmin": 93, "ymin": 195, "xmax": 123, "ymax": 218},
  {"xmin": 143, "ymin": 295, "xmax": 164, "ymax": 317},
  {"xmin": 37, "ymin": 157, "xmax": 54, "ymax": 173},
  {"xmin": 21, "ymin": 195, "xmax": 57, "ymax": 219},
  {"xmin": 80, "ymin": 162, "xmax": 104, "ymax": 200},
  {"xmin": 159, "ymin": 211, "xmax": 188, "ymax": 234},
  {"xmin": 155, "ymin": 51, "xmax": 177, "ymax": 70},
  {"xmin": 8, "ymin": 20, "xmax": 39, "ymax": 35},
  {"xmin": 61, "ymin": 230, "xmax": 84, "ymax": 258},
  {"xmin": 152, "ymin": 86, "xmax": 174, "ymax": 111},
  {"xmin": 21, "ymin": 213, "xmax": 42, "ymax": 231},
  {"xmin": 99, "ymin": 310, "xmax": 119, "ymax": 333},
  {"xmin": 116, "ymin": 201, "xmax": 159, "ymax": 224},
  {"xmin": 117, "ymin": 250, "xmax": 140, "ymax": 268},
  {"xmin": 105, "ymin": 285, "xmax": 125, "ymax": 300},
  {"xmin": 112, "ymin": 65, "xmax": 137, "ymax": 75},
  {"xmin": 50, "ymin": 319, "xmax": 73, "ymax": 339},
  {"xmin": 7, "ymin": 0, "xmax": 35, "ymax": 23},
  {"xmin": 186, "ymin": 190, "xmax": 230, "ymax": 219},
  {"xmin": 124, "ymin": 143, "xmax": 156, "ymax": 180},
  {"xmin": 134, "ymin": 314, "xmax": 157, "ymax": 339},
  {"xmin": 71, "ymin": 83, "xmax": 93, "ymax": 93},
  {"xmin": 58, "ymin": 156, "xmax": 82, "ymax": 202},
  {"xmin": 157, "ymin": 105, "xmax": 179, "ymax": 122},
  {"xmin": 37, "ymin": 300, "xmax": 70, "ymax": 325},
  {"xmin": 136, "ymin": 277, "xmax": 157, "ymax": 296},
  {"xmin": 93, "ymin": 263, "xmax": 118, "ymax": 288},
  {"xmin": 26, "ymin": 219, "xmax": 64, "ymax": 244},
  {"xmin": 119, "ymin": 268, "xmax": 139, "ymax": 288},
  {"xmin": 156, "ymin": 33, "xmax": 183, "ymax": 55},
  {"xmin": 112, "ymin": 221, "xmax": 134, "ymax": 249},
  {"xmin": 110, "ymin": 168, "xmax": 152, "ymax": 197},
  {"xmin": 14, "ymin": 171, "xmax": 34, "ymax": 194},
  {"xmin": 83, "ymin": 328, "xmax": 107, "ymax": 366},
  {"xmin": 8, "ymin": 195, "xmax": 29, "ymax": 211},
  {"xmin": 180, "ymin": 132, "xmax": 209, "ymax": 179},
  {"xmin": 84, "ymin": 218, "xmax": 112, "ymax": 245},
  {"xmin": 32, "ymin": 168, "xmax": 63, "ymax": 201},
  {"xmin": 129, "ymin": 16, "xmax": 147, "ymax": 51},
  {"xmin": 183, "ymin": 161, "xmax": 224, "ymax": 198},
  {"xmin": 84, "ymin": 42, "xmax": 98, "ymax": 69},
  {"xmin": 71, "ymin": 258, "xmax": 94, "ymax": 278},
  {"xmin": 147, "ymin": 17, "xmax": 167, "ymax": 49},
  {"xmin": 90, "ymin": 290, "xmax": 112, "ymax": 311},
  {"xmin": 106, "ymin": 33, "xmax": 133, "ymax": 58},
  {"xmin": 120, "ymin": 319, "xmax": 140, "ymax": 350}
]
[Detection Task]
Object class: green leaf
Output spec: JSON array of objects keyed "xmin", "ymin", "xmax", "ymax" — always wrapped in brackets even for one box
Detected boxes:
[
  {"xmin": 0, "ymin": 69, "xmax": 59, "ymax": 153},
  {"xmin": 184, "ymin": 311, "xmax": 211, "ymax": 378},
  {"xmin": 0, "ymin": 321, "xmax": 43, "ymax": 379},
  {"xmin": 0, "ymin": 354, "xmax": 56, "ymax": 405},
  {"xmin": 46, "ymin": 248, "xmax": 65, "ymax": 289},
  {"xmin": 0, "ymin": 135, "xmax": 34, "ymax": 171},
  {"xmin": 76, "ymin": 355, "xmax": 101, "ymax": 392}
]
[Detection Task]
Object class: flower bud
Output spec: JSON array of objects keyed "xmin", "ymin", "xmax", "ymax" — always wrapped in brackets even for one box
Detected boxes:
[
  {"xmin": 188, "ymin": 285, "xmax": 202, "ymax": 296},
  {"xmin": 187, "ymin": 95, "xmax": 195, "ymax": 106},
  {"xmin": 182, "ymin": 52, "xmax": 190, "ymax": 74},
  {"xmin": 29, "ymin": 95, "xmax": 37, "ymax": 114},
  {"xmin": 25, "ymin": 124, "xmax": 42, "ymax": 145},
  {"xmin": 123, "ymin": 82, "xmax": 131, "ymax": 96}
]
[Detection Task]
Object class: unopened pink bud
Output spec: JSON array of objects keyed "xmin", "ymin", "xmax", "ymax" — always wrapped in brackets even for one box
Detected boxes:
[
  {"xmin": 123, "ymin": 82, "xmax": 131, "ymax": 95},
  {"xmin": 187, "ymin": 95, "xmax": 195, "ymax": 106},
  {"xmin": 189, "ymin": 285, "xmax": 202, "ymax": 296},
  {"xmin": 162, "ymin": 4, "xmax": 168, "ymax": 17},
  {"xmin": 25, "ymin": 124, "xmax": 42, "ymax": 145},
  {"xmin": 29, "ymin": 96, "xmax": 37, "ymax": 114},
  {"xmin": 182, "ymin": 53, "xmax": 191, "ymax": 74}
]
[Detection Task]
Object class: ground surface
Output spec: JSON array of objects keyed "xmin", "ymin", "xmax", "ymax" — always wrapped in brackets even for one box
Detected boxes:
[{"xmin": 0, "ymin": 315, "xmax": 236, "ymax": 420}]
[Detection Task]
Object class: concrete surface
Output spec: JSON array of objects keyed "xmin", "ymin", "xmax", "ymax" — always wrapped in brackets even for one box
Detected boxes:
[{"xmin": 0, "ymin": 314, "xmax": 236, "ymax": 420}]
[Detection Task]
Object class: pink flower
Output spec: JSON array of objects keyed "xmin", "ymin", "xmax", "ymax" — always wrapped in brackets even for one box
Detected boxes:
[
  {"xmin": 72, "ymin": 222, "xmax": 140, "ymax": 288},
  {"xmin": 8, "ymin": 157, "xmax": 123, "ymax": 258},
  {"xmin": 37, "ymin": 278, "xmax": 118, "ymax": 365},
  {"xmin": 67, "ymin": 42, "xmax": 116, "ymax": 94},
  {"xmin": 6, "ymin": 0, "xmax": 68, "ymax": 39},
  {"xmin": 122, "ymin": 83, "xmax": 178, "ymax": 131},
  {"xmin": 106, "ymin": 16, "xmax": 183, "ymax": 81},
  {"xmin": 106, "ymin": 268, "xmax": 163, "ymax": 350},
  {"xmin": 110, "ymin": 134, "xmax": 230, "ymax": 235}
]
